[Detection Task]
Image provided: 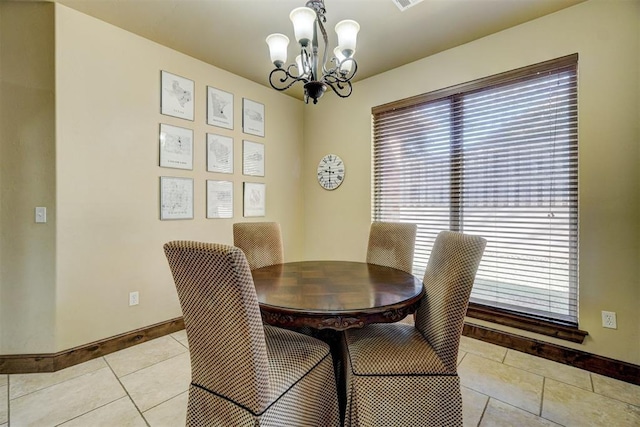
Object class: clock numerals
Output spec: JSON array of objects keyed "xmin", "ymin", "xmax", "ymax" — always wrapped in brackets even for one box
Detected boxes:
[{"xmin": 317, "ymin": 154, "xmax": 345, "ymax": 190}]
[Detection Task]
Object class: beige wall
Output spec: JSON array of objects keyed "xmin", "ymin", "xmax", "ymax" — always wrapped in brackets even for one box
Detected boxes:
[
  {"xmin": 1, "ymin": 0, "xmax": 638, "ymax": 367},
  {"xmin": 303, "ymin": 0, "xmax": 640, "ymax": 364},
  {"xmin": 53, "ymin": 4, "xmax": 305, "ymax": 352},
  {"xmin": 0, "ymin": 3, "xmax": 304, "ymax": 354},
  {"xmin": 0, "ymin": 2, "xmax": 57, "ymax": 354}
]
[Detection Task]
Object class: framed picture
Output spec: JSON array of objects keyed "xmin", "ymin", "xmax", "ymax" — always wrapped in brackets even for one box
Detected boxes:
[
  {"xmin": 207, "ymin": 86, "xmax": 233, "ymax": 129},
  {"xmin": 242, "ymin": 140, "xmax": 265, "ymax": 177},
  {"xmin": 207, "ymin": 180, "xmax": 233, "ymax": 219},
  {"xmin": 207, "ymin": 133, "xmax": 233, "ymax": 174},
  {"xmin": 159, "ymin": 124, "xmax": 193, "ymax": 170},
  {"xmin": 161, "ymin": 70, "xmax": 194, "ymax": 121},
  {"xmin": 242, "ymin": 98, "xmax": 265, "ymax": 137},
  {"xmin": 160, "ymin": 176, "xmax": 194, "ymax": 220},
  {"xmin": 243, "ymin": 182, "xmax": 266, "ymax": 217}
]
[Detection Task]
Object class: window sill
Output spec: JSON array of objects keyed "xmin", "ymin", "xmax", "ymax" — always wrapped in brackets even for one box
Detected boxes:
[{"xmin": 466, "ymin": 303, "xmax": 588, "ymax": 344}]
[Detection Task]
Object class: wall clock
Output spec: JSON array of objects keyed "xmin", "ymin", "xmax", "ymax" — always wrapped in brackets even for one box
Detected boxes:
[{"xmin": 317, "ymin": 154, "xmax": 345, "ymax": 190}]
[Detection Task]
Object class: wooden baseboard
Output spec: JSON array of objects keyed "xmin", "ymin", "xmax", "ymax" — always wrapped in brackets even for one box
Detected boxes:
[
  {"xmin": 463, "ymin": 323, "xmax": 640, "ymax": 386},
  {"xmin": 0, "ymin": 317, "xmax": 184, "ymax": 374},
  {"xmin": 1, "ymin": 317, "xmax": 638, "ymax": 387}
]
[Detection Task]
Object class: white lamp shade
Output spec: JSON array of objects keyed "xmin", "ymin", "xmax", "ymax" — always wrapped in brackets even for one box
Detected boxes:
[
  {"xmin": 290, "ymin": 7, "xmax": 316, "ymax": 46},
  {"xmin": 335, "ymin": 19, "xmax": 360, "ymax": 57},
  {"xmin": 266, "ymin": 33, "xmax": 289, "ymax": 67},
  {"xmin": 334, "ymin": 47, "xmax": 354, "ymax": 73}
]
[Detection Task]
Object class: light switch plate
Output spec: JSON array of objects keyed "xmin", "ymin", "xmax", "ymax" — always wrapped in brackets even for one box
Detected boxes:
[{"xmin": 35, "ymin": 207, "xmax": 47, "ymax": 223}]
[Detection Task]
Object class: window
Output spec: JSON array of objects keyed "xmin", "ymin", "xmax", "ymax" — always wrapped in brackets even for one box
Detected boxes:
[{"xmin": 372, "ymin": 54, "xmax": 579, "ymax": 328}]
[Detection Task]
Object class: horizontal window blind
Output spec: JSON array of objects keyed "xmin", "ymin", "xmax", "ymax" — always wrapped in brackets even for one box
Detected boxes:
[{"xmin": 373, "ymin": 54, "xmax": 578, "ymax": 324}]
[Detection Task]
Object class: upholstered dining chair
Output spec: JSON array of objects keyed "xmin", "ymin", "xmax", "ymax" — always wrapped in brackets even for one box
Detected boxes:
[
  {"xmin": 343, "ymin": 231, "xmax": 486, "ymax": 427},
  {"xmin": 164, "ymin": 241, "xmax": 340, "ymax": 427},
  {"xmin": 233, "ymin": 221, "xmax": 284, "ymax": 270},
  {"xmin": 366, "ymin": 221, "xmax": 417, "ymax": 273}
]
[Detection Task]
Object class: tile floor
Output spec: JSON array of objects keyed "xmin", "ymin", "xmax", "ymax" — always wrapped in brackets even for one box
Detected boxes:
[{"xmin": 2, "ymin": 331, "xmax": 640, "ymax": 426}]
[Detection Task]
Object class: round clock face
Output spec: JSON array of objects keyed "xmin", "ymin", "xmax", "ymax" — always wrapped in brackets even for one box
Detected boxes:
[{"xmin": 317, "ymin": 154, "xmax": 345, "ymax": 190}]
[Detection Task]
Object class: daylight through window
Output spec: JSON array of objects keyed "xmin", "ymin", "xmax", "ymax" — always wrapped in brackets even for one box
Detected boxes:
[{"xmin": 372, "ymin": 54, "xmax": 578, "ymax": 324}]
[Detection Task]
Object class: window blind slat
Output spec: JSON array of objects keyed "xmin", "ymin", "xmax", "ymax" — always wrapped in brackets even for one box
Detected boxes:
[{"xmin": 372, "ymin": 55, "xmax": 578, "ymax": 325}]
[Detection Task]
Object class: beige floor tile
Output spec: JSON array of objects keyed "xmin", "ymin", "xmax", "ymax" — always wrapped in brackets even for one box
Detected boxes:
[
  {"xmin": 459, "ymin": 336, "xmax": 507, "ymax": 362},
  {"xmin": 542, "ymin": 378, "xmax": 640, "ymax": 427},
  {"xmin": 9, "ymin": 357, "xmax": 107, "ymax": 399},
  {"xmin": 143, "ymin": 390, "xmax": 188, "ymax": 427},
  {"xmin": 462, "ymin": 385, "xmax": 489, "ymax": 427},
  {"xmin": 592, "ymin": 373, "xmax": 640, "ymax": 407},
  {"xmin": 0, "ymin": 385, "xmax": 7, "ymax": 425},
  {"xmin": 504, "ymin": 350, "xmax": 592, "ymax": 390},
  {"xmin": 59, "ymin": 396, "xmax": 147, "ymax": 427},
  {"xmin": 171, "ymin": 329, "xmax": 187, "ymax": 342},
  {"xmin": 0, "ymin": 375, "xmax": 6, "ymax": 387},
  {"xmin": 105, "ymin": 335, "xmax": 188, "ymax": 377},
  {"xmin": 459, "ymin": 353, "xmax": 543, "ymax": 414},
  {"xmin": 458, "ymin": 350, "xmax": 466, "ymax": 366},
  {"xmin": 480, "ymin": 398, "xmax": 561, "ymax": 426},
  {"xmin": 120, "ymin": 352, "xmax": 191, "ymax": 412},
  {"xmin": 10, "ymin": 367, "xmax": 125, "ymax": 427}
]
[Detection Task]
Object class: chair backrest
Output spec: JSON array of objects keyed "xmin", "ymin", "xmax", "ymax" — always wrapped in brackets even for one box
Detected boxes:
[
  {"xmin": 163, "ymin": 241, "xmax": 270, "ymax": 414},
  {"xmin": 233, "ymin": 222, "xmax": 284, "ymax": 270},
  {"xmin": 366, "ymin": 221, "xmax": 417, "ymax": 273},
  {"xmin": 414, "ymin": 231, "xmax": 486, "ymax": 372}
]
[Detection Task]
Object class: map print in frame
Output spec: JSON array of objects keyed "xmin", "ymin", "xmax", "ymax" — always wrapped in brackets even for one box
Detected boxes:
[
  {"xmin": 207, "ymin": 86, "xmax": 234, "ymax": 129},
  {"xmin": 161, "ymin": 71, "xmax": 194, "ymax": 121}
]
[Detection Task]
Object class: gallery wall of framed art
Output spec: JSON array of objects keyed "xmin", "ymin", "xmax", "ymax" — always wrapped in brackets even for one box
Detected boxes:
[{"xmin": 158, "ymin": 70, "xmax": 268, "ymax": 220}]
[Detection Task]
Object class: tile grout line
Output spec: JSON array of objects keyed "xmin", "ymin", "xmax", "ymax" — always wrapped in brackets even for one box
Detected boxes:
[
  {"xmin": 106, "ymin": 336, "xmax": 188, "ymax": 378},
  {"xmin": 7, "ymin": 361, "xmax": 107, "ymax": 401},
  {"xmin": 103, "ymin": 356, "xmax": 151, "ymax": 427},
  {"xmin": 539, "ymin": 376, "xmax": 545, "ymax": 417},
  {"xmin": 7, "ymin": 375, "xmax": 10, "ymax": 427},
  {"xmin": 51, "ymin": 358, "xmax": 126, "ymax": 426},
  {"xmin": 142, "ymin": 390, "xmax": 189, "ymax": 415},
  {"xmin": 565, "ymin": 376, "xmax": 640, "ymax": 409},
  {"xmin": 475, "ymin": 394, "xmax": 490, "ymax": 427},
  {"xmin": 169, "ymin": 333, "xmax": 189, "ymax": 349},
  {"xmin": 52, "ymin": 396, "xmax": 127, "ymax": 427},
  {"xmin": 13, "ymin": 360, "xmax": 124, "ymax": 427}
]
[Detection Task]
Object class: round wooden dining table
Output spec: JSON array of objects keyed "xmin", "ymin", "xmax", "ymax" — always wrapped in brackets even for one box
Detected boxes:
[{"xmin": 251, "ymin": 260, "xmax": 425, "ymax": 331}]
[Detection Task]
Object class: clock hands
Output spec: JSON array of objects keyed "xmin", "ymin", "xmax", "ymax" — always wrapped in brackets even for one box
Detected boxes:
[{"xmin": 318, "ymin": 154, "xmax": 345, "ymax": 190}]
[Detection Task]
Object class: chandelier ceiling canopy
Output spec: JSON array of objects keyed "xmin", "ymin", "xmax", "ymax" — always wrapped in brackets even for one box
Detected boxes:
[{"xmin": 266, "ymin": 0, "xmax": 360, "ymax": 104}]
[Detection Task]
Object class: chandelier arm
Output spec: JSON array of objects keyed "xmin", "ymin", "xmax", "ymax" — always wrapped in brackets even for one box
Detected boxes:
[
  {"xmin": 316, "ymin": 10, "xmax": 330, "ymax": 76},
  {"xmin": 324, "ymin": 78, "xmax": 353, "ymax": 98},
  {"xmin": 269, "ymin": 68, "xmax": 307, "ymax": 92},
  {"xmin": 336, "ymin": 57, "xmax": 358, "ymax": 81}
]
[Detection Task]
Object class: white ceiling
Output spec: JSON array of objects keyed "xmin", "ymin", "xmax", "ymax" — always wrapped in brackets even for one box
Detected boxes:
[{"xmin": 54, "ymin": 0, "xmax": 585, "ymax": 100}]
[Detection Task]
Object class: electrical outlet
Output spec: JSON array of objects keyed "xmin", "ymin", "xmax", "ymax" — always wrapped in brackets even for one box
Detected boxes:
[
  {"xmin": 601, "ymin": 311, "xmax": 617, "ymax": 329},
  {"xmin": 129, "ymin": 291, "xmax": 139, "ymax": 306}
]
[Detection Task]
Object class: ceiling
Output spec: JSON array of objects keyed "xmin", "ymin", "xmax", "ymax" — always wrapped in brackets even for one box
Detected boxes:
[{"xmin": 53, "ymin": 0, "xmax": 585, "ymax": 100}]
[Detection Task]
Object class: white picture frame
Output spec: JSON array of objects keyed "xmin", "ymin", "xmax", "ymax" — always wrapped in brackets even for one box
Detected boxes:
[
  {"xmin": 207, "ymin": 180, "xmax": 233, "ymax": 219},
  {"xmin": 242, "ymin": 140, "xmax": 265, "ymax": 177},
  {"xmin": 207, "ymin": 86, "xmax": 234, "ymax": 129},
  {"xmin": 243, "ymin": 182, "xmax": 266, "ymax": 217},
  {"xmin": 160, "ymin": 176, "xmax": 194, "ymax": 220},
  {"xmin": 207, "ymin": 134, "xmax": 234, "ymax": 174},
  {"xmin": 161, "ymin": 71, "xmax": 194, "ymax": 121},
  {"xmin": 242, "ymin": 98, "xmax": 265, "ymax": 137},
  {"xmin": 159, "ymin": 123, "xmax": 193, "ymax": 170}
]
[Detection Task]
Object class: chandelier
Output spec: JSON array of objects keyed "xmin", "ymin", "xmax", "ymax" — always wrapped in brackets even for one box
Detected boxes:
[{"xmin": 265, "ymin": 0, "xmax": 360, "ymax": 104}]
